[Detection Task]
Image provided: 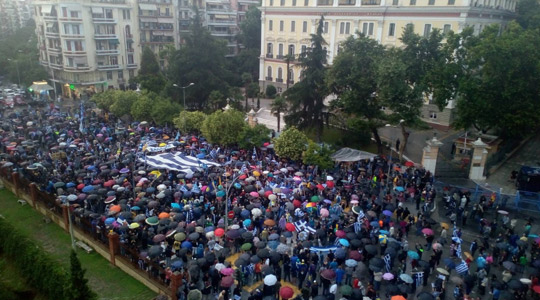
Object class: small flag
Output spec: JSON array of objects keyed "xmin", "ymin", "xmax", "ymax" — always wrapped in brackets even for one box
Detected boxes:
[
  {"xmin": 455, "ymin": 260, "xmax": 469, "ymax": 274},
  {"xmin": 294, "ymin": 220, "xmax": 316, "ymax": 234},
  {"xmin": 384, "ymin": 253, "xmax": 392, "ymax": 272}
]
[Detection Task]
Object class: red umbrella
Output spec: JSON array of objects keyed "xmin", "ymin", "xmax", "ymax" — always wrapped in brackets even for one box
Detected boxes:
[
  {"xmin": 316, "ymin": 184, "xmax": 324, "ymax": 191},
  {"xmin": 336, "ymin": 230, "xmax": 346, "ymax": 238},
  {"xmin": 280, "ymin": 286, "xmax": 294, "ymax": 299},
  {"xmin": 349, "ymin": 251, "xmax": 362, "ymax": 261},
  {"xmin": 422, "ymin": 228, "xmax": 434, "ymax": 235},
  {"xmin": 215, "ymin": 228, "xmax": 225, "ymax": 237},
  {"xmin": 286, "ymin": 223, "xmax": 296, "ymax": 232},
  {"xmin": 220, "ymin": 276, "xmax": 234, "ymax": 287},
  {"xmin": 321, "ymin": 269, "xmax": 336, "ymax": 280},
  {"xmin": 293, "ymin": 200, "xmax": 302, "ymax": 208},
  {"xmin": 405, "ymin": 161, "xmax": 415, "ymax": 167},
  {"xmin": 533, "ymin": 285, "xmax": 540, "ymax": 294},
  {"xmin": 326, "ymin": 181, "xmax": 334, "ymax": 188},
  {"xmin": 103, "ymin": 180, "xmax": 115, "ymax": 187},
  {"xmin": 77, "ymin": 183, "xmax": 85, "ymax": 190}
]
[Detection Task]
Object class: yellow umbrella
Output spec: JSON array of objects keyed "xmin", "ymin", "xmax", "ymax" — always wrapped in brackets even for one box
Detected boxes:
[{"xmin": 441, "ymin": 222, "xmax": 449, "ymax": 230}]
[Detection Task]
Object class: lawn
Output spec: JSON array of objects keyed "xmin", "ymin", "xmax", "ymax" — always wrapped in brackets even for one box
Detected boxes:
[{"xmin": 0, "ymin": 189, "xmax": 157, "ymax": 300}]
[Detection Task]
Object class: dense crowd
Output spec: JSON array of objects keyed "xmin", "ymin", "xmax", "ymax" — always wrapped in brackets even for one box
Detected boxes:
[{"xmin": 1, "ymin": 104, "xmax": 539, "ymax": 300}]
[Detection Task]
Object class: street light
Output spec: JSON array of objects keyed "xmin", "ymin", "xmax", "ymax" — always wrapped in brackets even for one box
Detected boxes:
[
  {"xmin": 7, "ymin": 58, "xmax": 21, "ymax": 88},
  {"xmin": 173, "ymin": 82, "xmax": 195, "ymax": 109},
  {"xmin": 224, "ymin": 173, "xmax": 241, "ymax": 229}
]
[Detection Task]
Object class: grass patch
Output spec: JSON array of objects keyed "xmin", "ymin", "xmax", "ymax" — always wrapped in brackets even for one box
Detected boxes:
[{"xmin": 0, "ymin": 189, "xmax": 156, "ymax": 300}]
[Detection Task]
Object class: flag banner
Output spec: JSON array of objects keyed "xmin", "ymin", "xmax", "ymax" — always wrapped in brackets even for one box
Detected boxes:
[{"xmin": 138, "ymin": 152, "xmax": 221, "ymax": 171}]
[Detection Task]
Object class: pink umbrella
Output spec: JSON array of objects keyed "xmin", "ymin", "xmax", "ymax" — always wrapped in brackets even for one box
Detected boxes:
[
  {"xmin": 249, "ymin": 191, "xmax": 259, "ymax": 197},
  {"xmin": 220, "ymin": 267, "xmax": 234, "ymax": 276},
  {"xmin": 422, "ymin": 228, "xmax": 434, "ymax": 235},
  {"xmin": 383, "ymin": 273, "xmax": 394, "ymax": 280},
  {"xmin": 351, "ymin": 200, "xmax": 359, "ymax": 204},
  {"xmin": 336, "ymin": 230, "xmax": 346, "ymax": 238},
  {"xmin": 320, "ymin": 208, "xmax": 329, "ymax": 218}
]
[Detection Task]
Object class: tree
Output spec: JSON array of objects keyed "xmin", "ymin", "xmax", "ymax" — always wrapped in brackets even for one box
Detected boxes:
[
  {"xmin": 201, "ymin": 109, "xmax": 247, "ymax": 145},
  {"xmin": 208, "ymin": 90, "xmax": 226, "ymax": 111},
  {"xmin": 284, "ymin": 16, "xmax": 328, "ymax": 142},
  {"xmin": 109, "ymin": 90, "xmax": 138, "ymax": 119},
  {"xmin": 270, "ymin": 95, "xmax": 287, "ymax": 132},
  {"xmin": 173, "ymin": 111, "xmax": 207, "ymax": 134},
  {"xmin": 327, "ymin": 33, "xmax": 387, "ymax": 153},
  {"xmin": 517, "ymin": 0, "xmax": 540, "ymax": 29},
  {"xmin": 135, "ymin": 47, "xmax": 167, "ymax": 94},
  {"xmin": 266, "ymin": 85, "xmax": 277, "ymax": 98},
  {"xmin": 454, "ymin": 22, "xmax": 540, "ymax": 138},
  {"xmin": 246, "ymin": 82, "xmax": 259, "ymax": 110},
  {"xmin": 303, "ymin": 141, "xmax": 334, "ymax": 170},
  {"xmin": 130, "ymin": 91, "xmax": 154, "ymax": 121},
  {"xmin": 273, "ymin": 126, "xmax": 309, "ymax": 161},
  {"xmin": 151, "ymin": 97, "xmax": 181, "ymax": 126},
  {"xmin": 238, "ymin": 124, "xmax": 271, "ymax": 149},
  {"xmin": 66, "ymin": 250, "xmax": 96, "ymax": 300},
  {"xmin": 91, "ymin": 89, "xmax": 117, "ymax": 111},
  {"xmin": 236, "ymin": 7, "xmax": 261, "ymax": 79}
]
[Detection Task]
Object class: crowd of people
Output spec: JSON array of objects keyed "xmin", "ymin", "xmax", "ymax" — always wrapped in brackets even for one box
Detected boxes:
[{"xmin": 1, "ymin": 103, "xmax": 539, "ymax": 300}]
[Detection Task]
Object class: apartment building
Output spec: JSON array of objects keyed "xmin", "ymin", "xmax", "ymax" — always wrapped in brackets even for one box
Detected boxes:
[
  {"xmin": 138, "ymin": 0, "xmax": 178, "ymax": 61},
  {"xmin": 33, "ymin": 0, "xmax": 141, "ymax": 97},
  {"xmin": 259, "ymin": 0, "xmax": 515, "ymax": 127}
]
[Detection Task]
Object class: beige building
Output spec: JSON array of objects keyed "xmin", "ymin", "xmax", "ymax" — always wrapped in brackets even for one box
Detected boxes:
[
  {"xmin": 259, "ymin": 0, "xmax": 515, "ymax": 127},
  {"xmin": 138, "ymin": 0, "xmax": 178, "ymax": 63},
  {"xmin": 33, "ymin": 0, "xmax": 142, "ymax": 97}
]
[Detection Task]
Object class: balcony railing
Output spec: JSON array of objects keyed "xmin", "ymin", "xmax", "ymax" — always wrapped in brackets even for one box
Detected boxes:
[
  {"xmin": 59, "ymin": 17, "xmax": 83, "ymax": 22},
  {"xmin": 127, "ymin": 63, "xmax": 137, "ymax": 68},
  {"xmin": 63, "ymin": 50, "xmax": 86, "ymax": 55},
  {"xmin": 276, "ymin": 54, "xmax": 284, "ymax": 59},
  {"xmin": 94, "ymin": 33, "xmax": 118, "ymax": 39},
  {"xmin": 97, "ymin": 64, "xmax": 120, "ymax": 70},
  {"xmin": 50, "ymin": 62, "xmax": 63, "ymax": 70},
  {"xmin": 266, "ymin": 53, "xmax": 273, "ymax": 58},
  {"xmin": 96, "ymin": 49, "xmax": 120, "ymax": 55},
  {"xmin": 61, "ymin": 33, "xmax": 85, "ymax": 39},
  {"xmin": 48, "ymin": 47, "xmax": 62, "ymax": 53},
  {"xmin": 64, "ymin": 65, "xmax": 90, "ymax": 72},
  {"xmin": 45, "ymin": 31, "xmax": 60, "ymax": 37},
  {"xmin": 44, "ymin": 15, "xmax": 58, "ymax": 21},
  {"xmin": 276, "ymin": 78, "xmax": 284, "ymax": 83},
  {"xmin": 93, "ymin": 17, "xmax": 116, "ymax": 23},
  {"xmin": 265, "ymin": 76, "xmax": 273, "ymax": 81}
]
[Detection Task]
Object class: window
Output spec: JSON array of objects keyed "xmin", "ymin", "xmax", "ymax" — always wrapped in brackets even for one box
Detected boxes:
[
  {"xmin": 392, "ymin": 0, "xmax": 398, "ymax": 4},
  {"xmin": 423, "ymin": 24, "xmax": 432, "ymax": 37},
  {"xmin": 128, "ymin": 54, "xmax": 134, "ymax": 64},
  {"xmin": 362, "ymin": 22, "xmax": 374, "ymax": 35},
  {"xmin": 288, "ymin": 69, "xmax": 294, "ymax": 82},
  {"xmin": 270, "ymin": 0, "xmax": 273, "ymax": 5},
  {"xmin": 345, "ymin": 22, "xmax": 350, "ymax": 34},
  {"xmin": 443, "ymin": 24, "xmax": 451, "ymax": 35},
  {"xmin": 269, "ymin": 20, "xmax": 273, "ymax": 31},
  {"xmin": 409, "ymin": 0, "xmax": 416, "ymax": 5},
  {"xmin": 428, "ymin": 0, "xmax": 435, "ymax": 4},
  {"xmin": 288, "ymin": 44, "xmax": 295, "ymax": 56},
  {"xmin": 406, "ymin": 23, "xmax": 414, "ymax": 32},
  {"xmin": 429, "ymin": 111, "xmax": 437, "ymax": 119},
  {"xmin": 62, "ymin": 7, "xmax": 67, "ymax": 17},
  {"xmin": 118, "ymin": 70, "xmax": 123, "ymax": 79},
  {"xmin": 278, "ymin": 43, "xmax": 284, "ymax": 56},
  {"xmin": 123, "ymin": 9, "xmax": 130, "ymax": 20},
  {"xmin": 280, "ymin": 0, "xmax": 285, "ymax": 5},
  {"xmin": 291, "ymin": 21, "xmax": 295, "ymax": 32},
  {"xmin": 278, "ymin": 67, "xmax": 283, "ymax": 79},
  {"xmin": 70, "ymin": 11, "xmax": 80, "ymax": 18},
  {"xmin": 267, "ymin": 43, "xmax": 273, "ymax": 54},
  {"xmin": 340, "ymin": 22, "xmax": 345, "ymax": 34},
  {"xmin": 304, "ymin": 0, "xmax": 309, "ymax": 5},
  {"xmin": 303, "ymin": 21, "xmax": 308, "ymax": 32},
  {"xmin": 301, "ymin": 45, "xmax": 307, "ymax": 53},
  {"xmin": 448, "ymin": 0, "xmax": 455, "ymax": 4},
  {"xmin": 267, "ymin": 66, "xmax": 272, "ymax": 80},
  {"xmin": 388, "ymin": 23, "xmax": 396, "ymax": 36},
  {"xmin": 293, "ymin": 0, "xmax": 297, "ymax": 5},
  {"xmin": 107, "ymin": 71, "xmax": 113, "ymax": 80},
  {"xmin": 324, "ymin": 22, "xmax": 329, "ymax": 33},
  {"xmin": 165, "ymin": 8, "xmax": 170, "ymax": 16},
  {"xmin": 280, "ymin": 20, "xmax": 284, "ymax": 31}
]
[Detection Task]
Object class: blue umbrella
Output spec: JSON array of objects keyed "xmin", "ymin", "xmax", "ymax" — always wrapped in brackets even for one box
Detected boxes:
[
  {"xmin": 216, "ymin": 190, "xmax": 225, "ymax": 198},
  {"xmin": 82, "ymin": 185, "xmax": 94, "ymax": 193},
  {"xmin": 131, "ymin": 206, "xmax": 141, "ymax": 211},
  {"xmin": 171, "ymin": 203, "xmax": 180, "ymax": 209},
  {"xmin": 370, "ymin": 221, "xmax": 380, "ymax": 228},
  {"xmin": 234, "ymin": 183, "xmax": 242, "ymax": 189},
  {"xmin": 204, "ymin": 226, "xmax": 214, "ymax": 233},
  {"xmin": 105, "ymin": 217, "xmax": 115, "ymax": 225},
  {"xmin": 395, "ymin": 186, "xmax": 405, "ymax": 192},
  {"xmin": 379, "ymin": 230, "xmax": 389, "ymax": 235},
  {"xmin": 181, "ymin": 241, "xmax": 193, "ymax": 249},
  {"xmin": 87, "ymin": 165, "xmax": 96, "ymax": 171},
  {"xmin": 146, "ymin": 187, "xmax": 156, "ymax": 193},
  {"xmin": 382, "ymin": 210, "xmax": 393, "ymax": 216},
  {"xmin": 66, "ymin": 182, "xmax": 76, "ymax": 188},
  {"xmin": 196, "ymin": 153, "xmax": 205, "ymax": 159},
  {"xmin": 407, "ymin": 250, "xmax": 419, "ymax": 260},
  {"xmin": 339, "ymin": 239, "xmax": 350, "ymax": 247},
  {"xmin": 476, "ymin": 256, "xmax": 487, "ymax": 269},
  {"xmin": 240, "ymin": 209, "xmax": 250, "ymax": 219},
  {"xmin": 268, "ymin": 240, "xmax": 279, "ymax": 250},
  {"xmin": 528, "ymin": 234, "xmax": 539, "ymax": 238},
  {"xmin": 243, "ymin": 219, "xmax": 252, "ymax": 227},
  {"xmin": 171, "ymin": 260, "xmax": 183, "ymax": 270}
]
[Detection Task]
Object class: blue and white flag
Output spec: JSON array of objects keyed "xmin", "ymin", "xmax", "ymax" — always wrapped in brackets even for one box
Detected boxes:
[
  {"xmin": 384, "ymin": 253, "xmax": 392, "ymax": 272},
  {"xmin": 455, "ymin": 260, "xmax": 469, "ymax": 274},
  {"xmin": 354, "ymin": 222, "xmax": 362, "ymax": 234},
  {"xmin": 138, "ymin": 152, "xmax": 220, "ymax": 171},
  {"xmin": 240, "ymin": 163, "xmax": 248, "ymax": 174},
  {"xmin": 294, "ymin": 220, "xmax": 316, "ymax": 234},
  {"xmin": 252, "ymin": 147, "xmax": 257, "ymax": 161},
  {"xmin": 210, "ymin": 148, "xmax": 218, "ymax": 159},
  {"xmin": 79, "ymin": 101, "xmax": 85, "ymax": 133}
]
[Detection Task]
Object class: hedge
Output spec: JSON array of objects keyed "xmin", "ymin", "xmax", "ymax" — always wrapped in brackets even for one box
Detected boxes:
[{"xmin": 0, "ymin": 217, "xmax": 70, "ymax": 299}]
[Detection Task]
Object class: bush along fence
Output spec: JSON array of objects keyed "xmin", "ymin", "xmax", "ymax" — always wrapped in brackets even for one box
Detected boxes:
[{"xmin": 0, "ymin": 167, "xmax": 178, "ymax": 299}]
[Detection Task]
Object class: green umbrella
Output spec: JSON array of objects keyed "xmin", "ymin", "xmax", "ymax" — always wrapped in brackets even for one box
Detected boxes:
[
  {"xmin": 241, "ymin": 243, "xmax": 252, "ymax": 251},
  {"xmin": 174, "ymin": 232, "xmax": 186, "ymax": 241},
  {"xmin": 145, "ymin": 216, "xmax": 159, "ymax": 226},
  {"xmin": 310, "ymin": 195, "xmax": 320, "ymax": 202},
  {"xmin": 340, "ymin": 285, "xmax": 353, "ymax": 296}
]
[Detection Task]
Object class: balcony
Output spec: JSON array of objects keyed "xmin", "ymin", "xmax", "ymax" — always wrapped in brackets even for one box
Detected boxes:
[
  {"xmin": 96, "ymin": 49, "xmax": 120, "ymax": 55},
  {"xmin": 127, "ymin": 48, "xmax": 134, "ymax": 53},
  {"xmin": 317, "ymin": 0, "xmax": 332, "ymax": 5},
  {"xmin": 93, "ymin": 17, "xmax": 116, "ymax": 24},
  {"xmin": 266, "ymin": 53, "xmax": 273, "ymax": 58},
  {"xmin": 276, "ymin": 54, "xmax": 284, "ymax": 59},
  {"xmin": 63, "ymin": 50, "xmax": 87, "ymax": 56},
  {"xmin": 44, "ymin": 15, "xmax": 58, "ymax": 21},
  {"xmin": 61, "ymin": 33, "xmax": 85, "ymax": 39},
  {"xmin": 127, "ymin": 63, "xmax": 137, "ymax": 69},
  {"xmin": 94, "ymin": 33, "xmax": 118, "ymax": 39},
  {"xmin": 59, "ymin": 16, "xmax": 83, "ymax": 22},
  {"xmin": 126, "ymin": 33, "xmax": 133, "ymax": 40},
  {"xmin": 361, "ymin": 0, "xmax": 381, "ymax": 4},
  {"xmin": 64, "ymin": 65, "xmax": 91, "ymax": 72},
  {"xmin": 45, "ymin": 31, "xmax": 60, "ymax": 38},
  {"xmin": 48, "ymin": 47, "xmax": 62, "ymax": 53},
  {"xmin": 276, "ymin": 78, "xmax": 284, "ymax": 83},
  {"xmin": 50, "ymin": 62, "xmax": 63, "ymax": 70},
  {"xmin": 265, "ymin": 76, "xmax": 273, "ymax": 81},
  {"xmin": 97, "ymin": 64, "xmax": 120, "ymax": 70},
  {"xmin": 207, "ymin": 19, "xmax": 236, "ymax": 26}
]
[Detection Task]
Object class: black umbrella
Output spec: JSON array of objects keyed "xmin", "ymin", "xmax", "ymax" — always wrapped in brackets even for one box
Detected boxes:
[
  {"xmin": 369, "ymin": 257, "xmax": 384, "ymax": 268},
  {"xmin": 242, "ymin": 231, "xmax": 254, "ymax": 241},
  {"xmin": 148, "ymin": 245, "xmax": 162, "ymax": 258},
  {"xmin": 302, "ymin": 240, "xmax": 312, "ymax": 248},
  {"xmin": 250, "ymin": 255, "xmax": 261, "ymax": 264},
  {"xmin": 346, "ymin": 232, "xmax": 357, "ymax": 240},
  {"xmin": 417, "ymin": 291, "xmax": 435, "ymax": 300},
  {"xmin": 385, "ymin": 284, "xmax": 399, "ymax": 295},
  {"xmin": 235, "ymin": 258, "xmax": 248, "ymax": 268},
  {"xmin": 507, "ymin": 279, "xmax": 523, "ymax": 290},
  {"xmin": 262, "ymin": 265, "xmax": 274, "ymax": 275},
  {"xmin": 384, "ymin": 247, "xmax": 397, "ymax": 257},
  {"xmin": 398, "ymin": 283, "xmax": 413, "ymax": 294},
  {"xmin": 269, "ymin": 251, "xmax": 281, "ymax": 264},
  {"xmin": 226, "ymin": 229, "xmax": 241, "ymax": 239},
  {"xmin": 256, "ymin": 241, "xmax": 266, "ymax": 249},
  {"xmin": 350, "ymin": 239, "xmax": 362, "ymax": 249},
  {"xmin": 257, "ymin": 248, "xmax": 270, "ymax": 259},
  {"xmin": 205, "ymin": 252, "xmax": 216, "ymax": 264},
  {"xmin": 365, "ymin": 245, "xmax": 378, "ymax": 255}
]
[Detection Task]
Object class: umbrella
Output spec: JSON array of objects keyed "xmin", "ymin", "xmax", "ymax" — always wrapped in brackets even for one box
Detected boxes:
[
  {"xmin": 241, "ymin": 243, "xmax": 252, "ymax": 251},
  {"xmin": 257, "ymin": 249, "xmax": 270, "ymax": 259},
  {"xmin": 451, "ymin": 276, "xmax": 464, "ymax": 284},
  {"xmin": 220, "ymin": 276, "xmax": 234, "ymax": 288},
  {"xmin": 407, "ymin": 250, "xmax": 419, "ymax": 260},
  {"xmin": 417, "ymin": 292, "xmax": 435, "ymax": 300},
  {"xmin": 369, "ymin": 258, "xmax": 384, "ymax": 268},
  {"xmin": 269, "ymin": 233, "xmax": 279, "ymax": 240},
  {"xmin": 520, "ymin": 278, "xmax": 532, "ymax": 284},
  {"xmin": 497, "ymin": 210, "xmax": 509, "ymax": 215},
  {"xmin": 534, "ymin": 285, "xmax": 540, "ymax": 294},
  {"xmin": 214, "ymin": 228, "xmax": 225, "ymax": 237},
  {"xmin": 365, "ymin": 245, "xmax": 378, "ymax": 255},
  {"xmin": 507, "ymin": 279, "xmax": 523, "ymax": 289},
  {"xmin": 395, "ymin": 186, "xmax": 405, "ymax": 192},
  {"xmin": 277, "ymin": 244, "xmax": 290, "ymax": 254},
  {"xmin": 280, "ymin": 286, "xmax": 294, "ymax": 299},
  {"xmin": 391, "ymin": 296, "xmax": 406, "ymax": 300},
  {"xmin": 399, "ymin": 274, "xmax": 413, "ymax": 284},
  {"xmin": 421, "ymin": 228, "xmax": 434, "ymax": 235},
  {"xmin": 148, "ymin": 245, "xmax": 162, "ymax": 258},
  {"xmin": 418, "ymin": 260, "xmax": 430, "ymax": 269},
  {"xmin": 432, "ymin": 243, "xmax": 442, "ymax": 250},
  {"xmin": 264, "ymin": 274, "xmax": 278, "ymax": 286},
  {"xmin": 345, "ymin": 259, "xmax": 358, "ymax": 267},
  {"xmin": 220, "ymin": 268, "xmax": 234, "ymax": 276},
  {"xmin": 436, "ymin": 267, "xmax": 449, "ymax": 275},
  {"xmin": 340, "ymin": 285, "xmax": 353, "ymax": 296},
  {"xmin": 146, "ymin": 216, "xmax": 159, "ymax": 226},
  {"xmin": 503, "ymin": 261, "xmax": 516, "ymax": 271},
  {"xmin": 383, "ymin": 273, "xmax": 394, "ymax": 280},
  {"xmin": 398, "ymin": 283, "xmax": 413, "ymax": 293},
  {"xmin": 153, "ymin": 234, "xmax": 165, "ymax": 243},
  {"xmin": 321, "ymin": 269, "xmax": 336, "ymax": 280},
  {"xmin": 339, "ymin": 239, "xmax": 350, "ymax": 247},
  {"xmin": 383, "ymin": 210, "xmax": 393, "ymax": 216},
  {"xmin": 264, "ymin": 219, "xmax": 276, "ymax": 227},
  {"xmin": 174, "ymin": 232, "xmax": 186, "ymax": 241}
]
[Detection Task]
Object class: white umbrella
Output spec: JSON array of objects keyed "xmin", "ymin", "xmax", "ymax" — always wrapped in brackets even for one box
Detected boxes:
[
  {"xmin": 327, "ymin": 175, "xmax": 334, "ymax": 181},
  {"xmin": 214, "ymin": 263, "xmax": 226, "ymax": 272},
  {"xmin": 251, "ymin": 208, "xmax": 262, "ymax": 217},
  {"xmin": 157, "ymin": 184, "xmax": 167, "ymax": 191},
  {"xmin": 264, "ymin": 274, "xmax": 277, "ymax": 286},
  {"xmin": 280, "ymin": 168, "xmax": 288, "ymax": 173},
  {"xmin": 345, "ymin": 259, "xmax": 358, "ymax": 267},
  {"xmin": 230, "ymin": 224, "xmax": 240, "ymax": 230}
]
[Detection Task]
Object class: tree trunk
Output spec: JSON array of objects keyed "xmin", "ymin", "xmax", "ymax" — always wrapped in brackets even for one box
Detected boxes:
[
  {"xmin": 277, "ymin": 109, "xmax": 281, "ymax": 132},
  {"xmin": 245, "ymin": 96, "xmax": 248, "ymax": 111},
  {"xmin": 372, "ymin": 127, "xmax": 384, "ymax": 154},
  {"xmin": 399, "ymin": 123, "xmax": 410, "ymax": 161}
]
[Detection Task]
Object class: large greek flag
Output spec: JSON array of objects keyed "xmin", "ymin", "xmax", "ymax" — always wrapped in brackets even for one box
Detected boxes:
[
  {"xmin": 138, "ymin": 152, "xmax": 220, "ymax": 171},
  {"xmin": 455, "ymin": 260, "xmax": 469, "ymax": 274}
]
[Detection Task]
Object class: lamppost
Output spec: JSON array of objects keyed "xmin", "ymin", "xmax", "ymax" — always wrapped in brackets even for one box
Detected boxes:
[
  {"xmin": 7, "ymin": 58, "xmax": 21, "ymax": 88},
  {"xmin": 173, "ymin": 82, "xmax": 195, "ymax": 109},
  {"xmin": 385, "ymin": 119, "xmax": 404, "ymax": 189},
  {"xmin": 224, "ymin": 173, "xmax": 241, "ymax": 229}
]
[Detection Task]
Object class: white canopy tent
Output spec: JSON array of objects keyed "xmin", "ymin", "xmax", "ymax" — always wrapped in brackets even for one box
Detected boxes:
[{"xmin": 331, "ymin": 147, "xmax": 377, "ymax": 162}]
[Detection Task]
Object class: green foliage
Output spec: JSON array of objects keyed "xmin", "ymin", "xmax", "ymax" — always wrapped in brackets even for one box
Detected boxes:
[
  {"xmin": 246, "ymin": 82, "xmax": 260, "ymax": 99},
  {"xmin": 135, "ymin": 47, "xmax": 167, "ymax": 94},
  {"xmin": 265, "ymin": 85, "xmax": 277, "ymax": 98},
  {"xmin": 284, "ymin": 15, "xmax": 328, "ymax": 142},
  {"xmin": 67, "ymin": 250, "xmax": 97, "ymax": 300},
  {"xmin": 303, "ymin": 141, "xmax": 334, "ymax": 170},
  {"xmin": 273, "ymin": 126, "xmax": 309, "ymax": 161},
  {"xmin": 454, "ymin": 22, "xmax": 540, "ymax": 137},
  {"xmin": 238, "ymin": 124, "xmax": 271, "ymax": 149},
  {"xmin": 517, "ymin": 0, "xmax": 540, "ymax": 29},
  {"xmin": 270, "ymin": 95, "xmax": 287, "ymax": 132},
  {"xmin": 109, "ymin": 90, "xmax": 138, "ymax": 118},
  {"xmin": 0, "ymin": 218, "xmax": 74, "ymax": 300},
  {"xmin": 201, "ymin": 110, "xmax": 247, "ymax": 145},
  {"xmin": 130, "ymin": 91, "xmax": 154, "ymax": 121},
  {"xmin": 238, "ymin": 7, "xmax": 261, "ymax": 49},
  {"xmin": 173, "ymin": 111, "xmax": 207, "ymax": 134},
  {"xmin": 91, "ymin": 90, "xmax": 117, "ymax": 111},
  {"xmin": 151, "ymin": 97, "xmax": 181, "ymax": 126},
  {"xmin": 208, "ymin": 90, "xmax": 226, "ymax": 111}
]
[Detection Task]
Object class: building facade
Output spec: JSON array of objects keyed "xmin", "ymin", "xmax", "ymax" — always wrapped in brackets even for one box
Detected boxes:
[
  {"xmin": 33, "ymin": 0, "xmax": 142, "ymax": 97},
  {"xmin": 259, "ymin": 0, "xmax": 515, "ymax": 127},
  {"xmin": 138, "ymin": 0, "xmax": 178, "ymax": 63}
]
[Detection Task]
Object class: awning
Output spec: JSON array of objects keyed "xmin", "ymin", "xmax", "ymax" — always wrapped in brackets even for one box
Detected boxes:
[
  {"xmin": 157, "ymin": 18, "xmax": 174, "ymax": 24},
  {"xmin": 140, "ymin": 17, "xmax": 157, "ymax": 23},
  {"xmin": 139, "ymin": 3, "xmax": 157, "ymax": 10},
  {"xmin": 331, "ymin": 147, "xmax": 377, "ymax": 162},
  {"xmin": 41, "ymin": 5, "xmax": 52, "ymax": 14},
  {"xmin": 214, "ymin": 15, "xmax": 231, "ymax": 20},
  {"xmin": 91, "ymin": 7, "xmax": 102, "ymax": 14},
  {"xmin": 29, "ymin": 82, "xmax": 54, "ymax": 91},
  {"xmin": 74, "ymin": 57, "xmax": 88, "ymax": 64}
]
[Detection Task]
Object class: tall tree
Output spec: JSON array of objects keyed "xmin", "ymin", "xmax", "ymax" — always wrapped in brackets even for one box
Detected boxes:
[
  {"xmin": 201, "ymin": 109, "xmax": 247, "ymax": 145},
  {"xmin": 66, "ymin": 250, "xmax": 96, "ymax": 300},
  {"xmin": 284, "ymin": 16, "xmax": 328, "ymax": 142},
  {"xmin": 167, "ymin": 10, "xmax": 232, "ymax": 110},
  {"xmin": 454, "ymin": 22, "xmax": 540, "ymax": 137},
  {"xmin": 327, "ymin": 33, "xmax": 387, "ymax": 153},
  {"xmin": 135, "ymin": 47, "xmax": 167, "ymax": 94},
  {"xmin": 234, "ymin": 7, "xmax": 261, "ymax": 79},
  {"xmin": 270, "ymin": 95, "xmax": 287, "ymax": 132}
]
